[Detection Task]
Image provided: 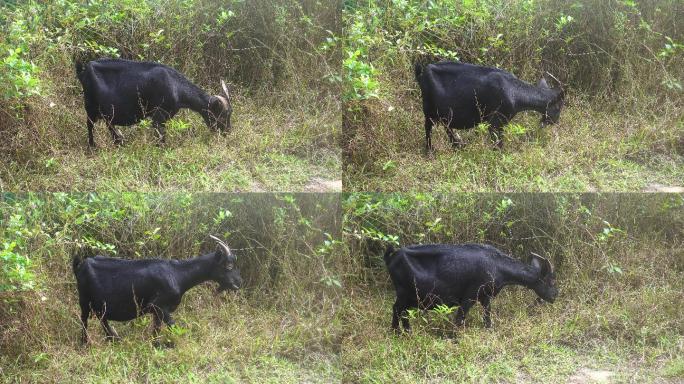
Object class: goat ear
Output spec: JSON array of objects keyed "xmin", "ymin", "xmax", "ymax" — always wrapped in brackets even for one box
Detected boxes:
[
  {"xmin": 531, "ymin": 252, "xmax": 552, "ymax": 276},
  {"xmin": 538, "ymin": 77, "xmax": 549, "ymax": 88},
  {"xmin": 214, "ymin": 247, "xmax": 228, "ymax": 264}
]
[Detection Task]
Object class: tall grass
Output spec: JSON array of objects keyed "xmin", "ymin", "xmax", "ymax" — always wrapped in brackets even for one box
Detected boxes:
[
  {"xmin": 0, "ymin": 0, "xmax": 341, "ymax": 191},
  {"xmin": 0, "ymin": 193, "xmax": 345, "ymax": 382},
  {"xmin": 340, "ymin": 193, "xmax": 684, "ymax": 382},
  {"xmin": 343, "ymin": 0, "xmax": 684, "ymax": 192}
]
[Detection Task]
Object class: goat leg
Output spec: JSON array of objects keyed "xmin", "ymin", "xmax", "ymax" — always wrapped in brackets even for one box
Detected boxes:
[
  {"xmin": 101, "ymin": 318, "xmax": 120, "ymax": 341},
  {"xmin": 86, "ymin": 118, "xmax": 96, "ymax": 148},
  {"xmin": 107, "ymin": 123, "xmax": 123, "ymax": 146},
  {"xmin": 151, "ymin": 309, "xmax": 175, "ymax": 348},
  {"xmin": 153, "ymin": 121, "xmax": 166, "ymax": 146},
  {"xmin": 454, "ymin": 300, "xmax": 475, "ymax": 327},
  {"xmin": 79, "ymin": 308, "xmax": 90, "ymax": 345},
  {"xmin": 391, "ymin": 301, "xmax": 402, "ymax": 333},
  {"xmin": 445, "ymin": 127, "xmax": 465, "ymax": 149},
  {"xmin": 489, "ymin": 126, "xmax": 504, "ymax": 149},
  {"xmin": 424, "ymin": 118, "xmax": 434, "ymax": 154},
  {"xmin": 481, "ymin": 297, "xmax": 492, "ymax": 328}
]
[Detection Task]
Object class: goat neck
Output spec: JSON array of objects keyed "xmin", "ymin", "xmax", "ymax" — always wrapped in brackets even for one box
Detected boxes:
[
  {"xmin": 496, "ymin": 258, "xmax": 541, "ymax": 290},
  {"xmin": 177, "ymin": 82, "xmax": 214, "ymax": 120},
  {"xmin": 173, "ymin": 253, "xmax": 216, "ymax": 294},
  {"xmin": 510, "ymin": 79, "xmax": 559, "ymax": 114}
]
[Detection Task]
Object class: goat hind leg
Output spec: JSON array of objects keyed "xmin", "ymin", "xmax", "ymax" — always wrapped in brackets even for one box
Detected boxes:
[
  {"xmin": 424, "ymin": 118, "xmax": 434, "ymax": 153},
  {"xmin": 391, "ymin": 301, "xmax": 402, "ymax": 332},
  {"xmin": 79, "ymin": 307, "xmax": 90, "ymax": 345},
  {"xmin": 86, "ymin": 118, "xmax": 97, "ymax": 148}
]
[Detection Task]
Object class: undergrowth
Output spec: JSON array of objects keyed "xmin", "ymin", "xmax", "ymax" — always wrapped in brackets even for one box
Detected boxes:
[
  {"xmin": 0, "ymin": 0, "xmax": 341, "ymax": 192},
  {"xmin": 343, "ymin": 0, "xmax": 683, "ymax": 192},
  {"xmin": 340, "ymin": 193, "xmax": 684, "ymax": 382},
  {"xmin": 0, "ymin": 193, "xmax": 345, "ymax": 382}
]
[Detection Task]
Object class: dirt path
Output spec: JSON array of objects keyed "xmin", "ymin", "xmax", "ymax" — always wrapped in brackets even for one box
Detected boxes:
[
  {"xmin": 644, "ymin": 183, "xmax": 684, "ymax": 193},
  {"xmin": 304, "ymin": 177, "xmax": 342, "ymax": 192},
  {"xmin": 568, "ymin": 368, "xmax": 615, "ymax": 383}
]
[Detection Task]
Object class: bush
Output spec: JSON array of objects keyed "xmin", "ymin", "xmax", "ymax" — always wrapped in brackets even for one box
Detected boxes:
[{"xmin": 343, "ymin": 0, "xmax": 683, "ymax": 103}]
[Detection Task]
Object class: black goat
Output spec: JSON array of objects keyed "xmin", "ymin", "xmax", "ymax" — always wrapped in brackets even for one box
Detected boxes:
[
  {"xmin": 75, "ymin": 58, "xmax": 232, "ymax": 147},
  {"xmin": 384, "ymin": 243, "xmax": 557, "ymax": 332},
  {"xmin": 415, "ymin": 61, "xmax": 564, "ymax": 150},
  {"xmin": 72, "ymin": 236, "xmax": 242, "ymax": 346}
]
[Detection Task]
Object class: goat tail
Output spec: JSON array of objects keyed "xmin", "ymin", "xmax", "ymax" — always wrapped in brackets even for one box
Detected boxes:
[
  {"xmin": 71, "ymin": 245, "xmax": 94, "ymax": 275},
  {"xmin": 71, "ymin": 253, "xmax": 82, "ymax": 275},
  {"xmin": 414, "ymin": 62, "xmax": 423, "ymax": 82},
  {"xmin": 74, "ymin": 60, "xmax": 86, "ymax": 81},
  {"xmin": 383, "ymin": 244, "xmax": 396, "ymax": 265}
]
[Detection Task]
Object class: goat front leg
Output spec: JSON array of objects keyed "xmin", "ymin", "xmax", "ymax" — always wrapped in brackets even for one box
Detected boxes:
[
  {"xmin": 101, "ymin": 318, "xmax": 120, "ymax": 341},
  {"xmin": 488, "ymin": 117, "xmax": 506, "ymax": 149},
  {"xmin": 480, "ymin": 297, "xmax": 493, "ymax": 328},
  {"xmin": 153, "ymin": 121, "xmax": 166, "ymax": 146},
  {"xmin": 445, "ymin": 127, "xmax": 465, "ymax": 149},
  {"xmin": 151, "ymin": 308, "xmax": 175, "ymax": 348},
  {"xmin": 107, "ymin": 123, "xmax": 124, "ymax": 146},
  {"xmin": 454, "ymin": 300, "xmax": 475, "ymax": 327}
]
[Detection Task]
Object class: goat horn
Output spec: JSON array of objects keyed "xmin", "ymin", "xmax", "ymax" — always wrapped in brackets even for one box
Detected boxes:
[
  {"xmin": 530, "ymin": 252, "xmax": 552, "ymax": 272},
  {"xmin": 215, "ymin": 95, "xmax": 229, "ymax": 110},
  {"xmin": 209, "ymin": 235, "xmax": 233, "ymax": 258},
  {"xmin": 221, "ymin": 80, "xmax": 230, "ymax": 101},
  {"xmin": 544, "ymin": 72, "xmax": 563, "ymax": 88}
]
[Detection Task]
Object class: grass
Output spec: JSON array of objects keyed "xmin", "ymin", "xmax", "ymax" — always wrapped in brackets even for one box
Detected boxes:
[
  {"xmin": 342, "ymin": 0, "xmax": 683, "ymax": 193},
  {"xmin": 1, "ymin": 92, "xmax": 340, "ymax": 192},
  {"xmin": 344, "ymin": 96, "xmax": 683, "ymax": 192},
  {"xmin": 0, "ymin": 193, "xmax": 345, "ymax": 383},
  {"xmin": 0, "ymin": 290, "xmax": 342, "ymax": 383},
  {"xmin": 340, "ymin": 246, "xmax": 684, "ymax": 383}
]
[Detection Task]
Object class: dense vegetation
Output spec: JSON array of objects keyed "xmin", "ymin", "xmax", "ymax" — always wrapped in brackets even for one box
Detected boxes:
[
  {"xmin": 2, "ymin": 192, "xmax": 682, "ymax": 382},
  {"xmin": 341, "ymin": 193, "xmax": 684, "ymax": 382},
  {"xmin": 343, "ymin": 0, "xmax": 683, "ymax": 192},
  {"xmin": 0, "ymin": 193, "xmax": 344, "ymax": 382},
  {"xmin": 0, "ymin": 0, "xmax": 341, "ymax": 191}
]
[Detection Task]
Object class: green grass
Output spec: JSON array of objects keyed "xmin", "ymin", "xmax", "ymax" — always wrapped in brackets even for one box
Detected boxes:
[
  {"xmin": 340, "ymin": 265, "xmax": 684, "ymax": 383},
  {"xmin": 0, "ymin": 192, "xmax": 345, "ymax": 383},
  {"xmin": 1, "ymin": 94, "xmax": 340, "ymax": 192},
  {"xmin": 340, "ymin": 193, "xmax": 684, "ymax": 383},
  {"xmin": 344, "ymin": 97, "xmax": 683, "ymax": 192},
  {"xmin": 0, "ymin": 291, "xmax": 341, "ymax": 383}
]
